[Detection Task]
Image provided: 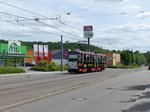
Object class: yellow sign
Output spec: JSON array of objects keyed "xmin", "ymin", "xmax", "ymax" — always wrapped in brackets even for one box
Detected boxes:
[
  {"xmin": 88, "ymin": 64, "xmax": 93, "ymax": 67},
  {"xmin": 78, "ymin": 63, "xmax": 83, "ymax": 66}
]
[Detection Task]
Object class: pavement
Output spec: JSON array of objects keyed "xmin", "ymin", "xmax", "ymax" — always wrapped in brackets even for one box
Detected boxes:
[{"xmin": 123, "ymin": 84, "xmax": 150, "ymax": 112}]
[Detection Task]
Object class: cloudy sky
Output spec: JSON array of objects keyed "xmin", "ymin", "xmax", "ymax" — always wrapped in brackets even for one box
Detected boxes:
[{"xmin": 0, "ymin": 0, "xmax": 150, "ymax": 52}]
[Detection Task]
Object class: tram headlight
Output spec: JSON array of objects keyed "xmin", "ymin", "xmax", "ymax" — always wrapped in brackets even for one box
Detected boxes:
[{"xmin": 84, "ymin": 64, "xmax": 87, "ymax": 67}]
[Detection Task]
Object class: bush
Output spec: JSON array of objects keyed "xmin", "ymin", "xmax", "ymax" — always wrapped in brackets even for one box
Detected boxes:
[
  {"xmin": 47, "ymin": 62, "xmax": 60, "ymax": 71},
  {"xmin": 30, "ymin": 61, "xmax": 68, "ymax": 72},
  {"xmin": 107, "ymin": 65, "xmax": 140, "ymax": 69},
  {"xmin": 63, "ymin": 64, "xmax": 68, "ymax": 70},
  {"xmin": 30, "ymin": 66, "xmax": 49, "ymax": 72},
  {"xmin": 38, "ymin": 60, "xmax": 48, "ymax": 67},
  {"xmin": 0, "ymin": 67, "xmax": 25, "ymax": 74}
]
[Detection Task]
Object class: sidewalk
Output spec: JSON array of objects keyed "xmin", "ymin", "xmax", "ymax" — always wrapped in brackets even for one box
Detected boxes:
[{"xmin": 123, "ymin": 85, "xmax": 150, "ymax": 112}]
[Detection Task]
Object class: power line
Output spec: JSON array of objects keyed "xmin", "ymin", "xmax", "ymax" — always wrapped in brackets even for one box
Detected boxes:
[
  {"xmin": 0, "ymin": 12, "xmax": 108, "ymax": 48},
  {"xmin": 35, "ymin": 20, "xmax": 83, "ymax": 38},
  {"xmin": 0, "ymin": 1, "xmax": 48, "ymax": 18},
  {"xmin": 0, "ymin": 0, "xmax": 123, "ymax": 33},
  {"xmin": 64, "ymin": 11, "xmax": 146, "ymax": 18},
  {"xmin": 0, "ymin": 11, "xmax": 85, "ymax": 40},
  {"xmin": 0, "ymin": 0, "xmax": 80, "ymax": 31},
  {"xmin": 66, "ymin": 0, "xmax": 123, "ymax": 14},
  {"xmin": 0, "ymin": 11, "xmax": 30, "ymax": 20}
]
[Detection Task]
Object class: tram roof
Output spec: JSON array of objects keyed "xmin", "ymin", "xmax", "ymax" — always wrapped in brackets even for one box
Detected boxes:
[{"xmin": 69, "ymin": 50, "xmax": 106, "ymax": 56}]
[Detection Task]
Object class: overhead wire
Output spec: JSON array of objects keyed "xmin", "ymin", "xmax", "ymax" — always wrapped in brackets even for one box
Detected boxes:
[
  {"xmin": 0, "ymin": 0, "xmax": 136, "ymax": 49},
  {"xmin": 0, "ymin": 11, "xmax": 84, "ymax": 38},
  {"xmin": 0, "ymin": 10, "xmax": 148, "ymax": 49},
  {"xmin": 66, "ymin": 0, "xmax": 123, "ymax": 14},
  {"xmin": 64, "ymin": 11, "xmax": 146, "ymax": 18},
  {"xmin": 0, "ymin": 0, "xmax": 123, "ymax": 33},
  {"xmin": 0, "ymin": 0, "xmax": 80, "ymax": 31}
]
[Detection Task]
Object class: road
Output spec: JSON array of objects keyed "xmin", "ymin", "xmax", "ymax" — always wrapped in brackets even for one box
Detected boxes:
[{"xmin": 0, "ymin": 67, "xmax": 149, "ymax": 112}]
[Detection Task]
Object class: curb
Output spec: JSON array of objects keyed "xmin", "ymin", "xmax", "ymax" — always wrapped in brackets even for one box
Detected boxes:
[
  {"xmin": 0, "ymin": 71, "xmax": 67, "ymax": 79},
  {"xmin": 122, "ymin": 88, "xmax": 150, "ymax": 112}
]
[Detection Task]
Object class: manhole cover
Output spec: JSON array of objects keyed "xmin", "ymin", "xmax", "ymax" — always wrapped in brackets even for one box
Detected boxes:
[{"xmin": 72, "ymin": 97, "xmax": 87, "ymax": 101}]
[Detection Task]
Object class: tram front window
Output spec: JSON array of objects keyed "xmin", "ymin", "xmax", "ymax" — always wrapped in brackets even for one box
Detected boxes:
[{"xmin": 68, "ymin": 54, "xmax": 78, "ymax": 61}]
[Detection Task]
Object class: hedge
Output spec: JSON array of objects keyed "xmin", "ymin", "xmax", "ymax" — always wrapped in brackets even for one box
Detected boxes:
[
  {"xmin": 107, "ymin": 65, "xmax": 140, "ymax": 69},
  {"xmin": 0, "ymin": 67, "xmax": 25, "ymax": 74},
  {"xmin": 30, "ymin": 61, "xmax": 68, "ymax": 72}
]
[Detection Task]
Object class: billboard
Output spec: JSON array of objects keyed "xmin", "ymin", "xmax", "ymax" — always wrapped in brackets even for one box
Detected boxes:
[
  {"xmin": 83, "ymin": 26, "xmax": 93, "ymax": 38},
  {"xmin": 8, "ymin": 40, "xmax": 21, "ymax": 54}
]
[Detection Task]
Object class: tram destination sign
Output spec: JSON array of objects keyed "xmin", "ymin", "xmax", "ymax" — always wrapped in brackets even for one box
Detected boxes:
[{"xmin": 83, "ymin": 26, "xmax": 93, "ymax": 38}]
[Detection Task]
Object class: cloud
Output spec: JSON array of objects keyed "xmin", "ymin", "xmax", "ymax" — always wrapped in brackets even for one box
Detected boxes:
[
  {"xmin": 0, "ymin": 23, "xmax": 33, "ymax": 36},
  {"xmin": 137, "ymin": 12, "xmax": 150, "ymax": 19},
  {"xmin": 110, "ymin": 23, "xmax": 150, "ymax": 32},
  {"xmin": 122, "ymin": 4, "xmax": 141, "ymax": 12}
]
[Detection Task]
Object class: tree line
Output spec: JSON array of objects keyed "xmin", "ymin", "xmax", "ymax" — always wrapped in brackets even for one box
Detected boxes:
[
  {"xmin": 0, "ymin": 39, "xmax": 149, "ymax": 66},
  {"xmin": 120, "ymin": 50, "xmax": 146, "ymax": 66}
]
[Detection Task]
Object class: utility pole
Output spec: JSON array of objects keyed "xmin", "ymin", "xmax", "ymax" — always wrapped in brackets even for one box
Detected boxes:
[
  {"xmin": 88, "ymin": 38, "xmax": 90, "ymax": 51},
  {"xmin": 61, "ymin": 35, "xmax": 63, "ymax": 71}
]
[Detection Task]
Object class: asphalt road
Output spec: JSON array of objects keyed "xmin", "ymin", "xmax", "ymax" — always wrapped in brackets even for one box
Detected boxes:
[{"xmin": 0, "ymin": 67, "xmax": 149, "ymax": 112}]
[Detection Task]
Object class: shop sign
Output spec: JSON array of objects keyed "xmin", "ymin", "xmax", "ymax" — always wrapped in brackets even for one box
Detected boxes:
[
  {"xmin": 83, "ymin": 26, "xmax": 93, "ymax": 38},
  {"xmin": 8, "ymin": 40, "xmax": 21, "ymax": 54}
]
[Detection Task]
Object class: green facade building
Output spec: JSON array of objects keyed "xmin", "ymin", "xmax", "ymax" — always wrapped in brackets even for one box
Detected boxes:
[{"xmin": 0, "ymin": 41, "xmax": 27, "ymax": 67}]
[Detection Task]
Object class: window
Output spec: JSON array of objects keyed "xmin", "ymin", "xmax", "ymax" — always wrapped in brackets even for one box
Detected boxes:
[{"xmin": 84, "ymin": 53, "xmax": 86, "ymax": 62}]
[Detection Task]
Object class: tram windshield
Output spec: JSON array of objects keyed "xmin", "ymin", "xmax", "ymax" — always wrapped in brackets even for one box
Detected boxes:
[{"xmin": 68, "ymin": 54, "xmax": 78, "ymax": 61}]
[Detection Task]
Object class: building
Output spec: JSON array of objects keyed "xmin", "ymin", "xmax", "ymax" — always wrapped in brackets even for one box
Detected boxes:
[
  {"xmin": 25, "ymin": 50, "xmax": 52, "ymax": 65},
  {"xmin": 104, "ymin": 53, "xmax": 121, "ymax": 66},
  {"xmin": 52, "ymin": 50, "xmax": 68, "ymax": 65},
  {"xmin": 0, "ymin": 40, "xmax": 27, "ymax": 67}
]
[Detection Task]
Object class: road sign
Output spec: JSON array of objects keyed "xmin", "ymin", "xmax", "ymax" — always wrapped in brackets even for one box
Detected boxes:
[{"xmin": 83, "ymin": 26, "xmax": 93, "ymax": 38}]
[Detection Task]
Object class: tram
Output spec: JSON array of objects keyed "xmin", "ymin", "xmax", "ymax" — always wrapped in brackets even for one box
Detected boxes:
[{"xmin": 68, "ymin": 50, "xmax": 107, "ymax": 73}]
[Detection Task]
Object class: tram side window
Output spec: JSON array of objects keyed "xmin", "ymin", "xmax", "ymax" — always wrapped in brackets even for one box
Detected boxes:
[
  {"xmin": 84, "ymin": 53, "xmax": 86, "ymax": 62},
  {"xmin": 98, "ymin": 57, "xmax": 100, "ymax": 62},
  {"xmin": 90, "ymin": 55, "xmax": 93, "ymax": 62},
  {"xmin": 93, "ymin": 56, "xmax": 95, "ymax": 62},
  {"xmin": 102, "ymin": 56, "xmax": 106, "ymax": 62},
  {"xmin": 101, "ymin": 56, "xmax": 103, "ymax": 62},
  {"xmin": 86, "ymin": 56, "xmax": 89, "ymax": 62},
  {"xmin": 94, "ymin": 55, "xmax": 96, "ymax": 62},
  {"xmin": 81, "ymin": 53, "xmax": 83, "ymax": 62},
  {"xmin": 105, "ymin": 56, "xmax": 107, "ymax": 62},
  {"xmin": 78, "ymin": 53, "xmax": 81, "ymax": 62}
]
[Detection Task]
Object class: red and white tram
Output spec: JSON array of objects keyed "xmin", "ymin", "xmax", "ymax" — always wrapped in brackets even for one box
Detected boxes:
[{"xmin": 68, "ymin": 50, "xmax": 106, "ymax": 73}]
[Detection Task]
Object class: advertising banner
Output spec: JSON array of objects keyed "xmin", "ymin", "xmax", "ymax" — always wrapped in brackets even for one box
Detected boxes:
[
  {"xmin": 39, "ymin": 45, "xmax": 43, "ymax": 58},
  {"xmin": 33, "ymin": 44, "xmax": 38, "ymax": 56},
  {"xmin": 8, "ymin": 40, "xmax": 21, "ymax": 54},
  {"xmin": 44, "ymin": 45, "xmax": 48, "ymax": 57}
]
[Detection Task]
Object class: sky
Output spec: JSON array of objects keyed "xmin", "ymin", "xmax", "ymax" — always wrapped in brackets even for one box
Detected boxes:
[{"xmin": 0, "ymin": 0, "xmax": 150, "ymax": 52}]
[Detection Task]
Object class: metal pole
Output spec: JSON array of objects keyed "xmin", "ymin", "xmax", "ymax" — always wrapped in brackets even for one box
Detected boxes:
[
  {"xmin": 88, "ymin": 38, "xmax": 90, "ymax": 51},
  {"xmin": 24, "ymin": 58, "xmax": 25, "ymax": 67},
  {"xmin": 61, "ymin": 35, "xmax": 63, "ymax": 71}
]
